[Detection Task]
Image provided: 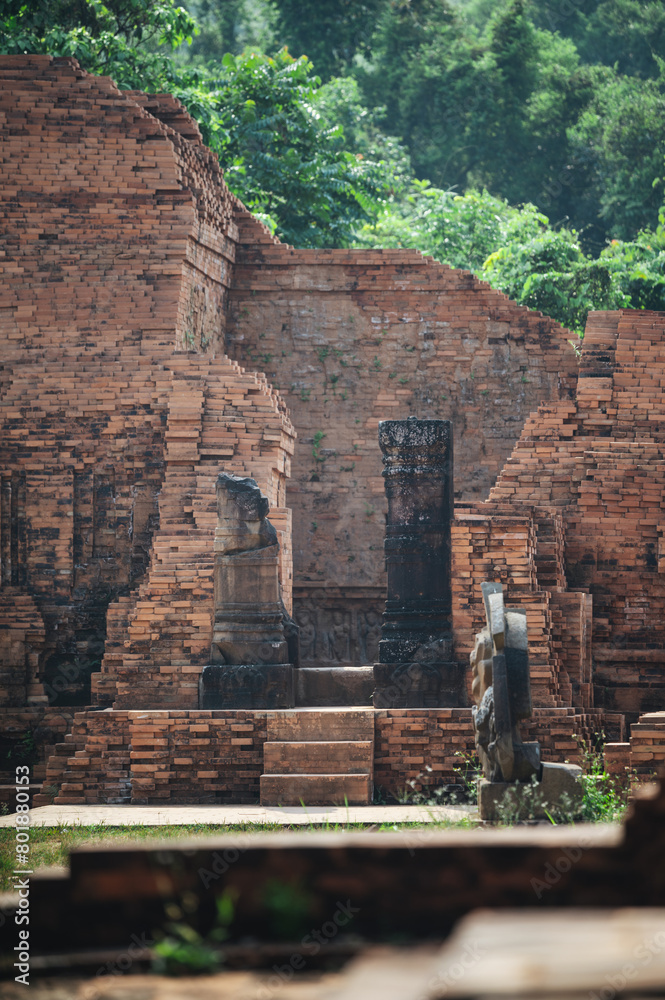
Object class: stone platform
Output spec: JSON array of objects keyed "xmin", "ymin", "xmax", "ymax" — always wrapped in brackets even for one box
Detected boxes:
[{"xmin": 34, "ymin": 705, "xmax": 618, "ymax": 808}]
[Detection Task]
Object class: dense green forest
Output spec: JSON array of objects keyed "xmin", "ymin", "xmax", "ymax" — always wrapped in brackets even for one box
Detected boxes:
[{"xmin": 2, "ymin": 0, "xmax": 665, "ymax": 333}]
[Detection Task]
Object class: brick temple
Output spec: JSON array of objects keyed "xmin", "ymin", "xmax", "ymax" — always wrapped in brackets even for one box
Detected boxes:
[{"xmin": 1, "ymin": 54, "xmax": 663, "ymax": 807}]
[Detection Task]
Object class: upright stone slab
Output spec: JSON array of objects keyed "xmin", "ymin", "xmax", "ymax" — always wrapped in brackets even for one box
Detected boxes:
[
  {"xmin": 199, "ymin": 474, "xmax": 295, "ymax": 709},
  {"xmin": 471, "ymin": 582, "xmax": 540, "ymax": 783},
  {"xmin": 372, "ymin": 417, "xmax": 466, "ymax": 707}
]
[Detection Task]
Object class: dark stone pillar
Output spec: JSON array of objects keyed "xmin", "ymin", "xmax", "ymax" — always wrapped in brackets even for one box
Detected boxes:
[{"xmin": 372, "ymin": 417, "xmax": 466, "ymax": 707}]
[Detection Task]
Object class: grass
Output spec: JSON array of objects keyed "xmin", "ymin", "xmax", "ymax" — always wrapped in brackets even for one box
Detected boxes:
[{"xmin": 0, "ymin": 816, "xmax": 479, "ymax": 892}]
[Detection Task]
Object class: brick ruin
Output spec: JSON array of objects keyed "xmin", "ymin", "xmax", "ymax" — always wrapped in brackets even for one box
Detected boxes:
[
  {"xmin": 0, "ymin": 55, "xmax": 663, "ymax": 805},
  {"xmin": 227, "ymin": 228, "xmax": 579, "ymax": 664}
]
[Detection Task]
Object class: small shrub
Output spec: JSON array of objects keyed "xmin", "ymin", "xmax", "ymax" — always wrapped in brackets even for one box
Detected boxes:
[
  {"xmin": 492, "ymin": 775, "xmax": 577, "ymax": 826},
  {"xmin": 575, "ymin": 734, "xmax": 640, "ymax": 824},
  {"xmin": 152, "ymin": 891, "xmax": 235, "ymax": 977}
]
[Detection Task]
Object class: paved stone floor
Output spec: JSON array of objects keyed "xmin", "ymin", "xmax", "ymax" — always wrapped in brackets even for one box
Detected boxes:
[{"xmin": 0, "ymin": 803, "xmax": 477, "ymax": 827}]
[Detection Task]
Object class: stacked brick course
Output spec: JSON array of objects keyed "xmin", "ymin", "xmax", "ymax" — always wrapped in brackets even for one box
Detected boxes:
[
  {"xmin": 36, "ymin": 710, "xmax": 269, "ymax": 806},
  {"xmin": 604, "ymin": 711, "xmax": 665, "ymax": 781},
  {"xmin": 490, "ymin": 310, "xmax": 665, "ymax": 717},
  {"xmin": 92, "ymin": 356, "xmax": 294, "ymax": 710},
  {"xmin": 0, "ymin": 55, "xmax": 294, "ymax": 779},
  {"xmin": 373, "ymin": 707, "xmax": 613, "ymax": 798},
  {"xmin": 0, "ymin": 706, "xmax": 73, "ymax": 807}
]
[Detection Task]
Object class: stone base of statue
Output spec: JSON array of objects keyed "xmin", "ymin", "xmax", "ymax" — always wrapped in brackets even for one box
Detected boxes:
[
  {"xmin": 199, "ymin": 663, "xmax": 294, "ymax": 709},
  {"xmin": 478, "ymin": 762, "xmax": 584, "ymax": 822},
  {"xmin": 372, "ymin": 660, "xmax": 467, "ymax": 708}
]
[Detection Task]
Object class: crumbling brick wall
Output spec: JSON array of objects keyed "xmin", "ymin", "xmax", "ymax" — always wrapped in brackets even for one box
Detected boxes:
[
  {"xmin": 0, "ymin": 53, "xmax": 584, "ymax": 724},
  {"xmin": 5, "ymin": 56, "xmax": 663, "ymax": 808},
  {"xmin": 490, "ymin": 310, "xmax": 665, "ymax": 718},
  {"xmin": 0, "ymin": 55, "xmax": 294, "ymax": 721},
  {"xmin": 94, "ymin": 357, "xmax": 294, "ymax": 710}
]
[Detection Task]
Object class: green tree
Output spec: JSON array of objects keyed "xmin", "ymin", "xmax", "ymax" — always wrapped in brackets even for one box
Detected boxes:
[
  {"xmin": 356, "ymin": 184, "xmax": 545, "ymax": 272},
  {"xmin": 0, "ymin": 0, "xmax": 197, "ymax": 87},
  {"xmin": 568, "ymin": 72, "xmax": 665, "ymax": 241},
  {"xmin": 271, "ymin": 0, "xmax": 386, "ymax": 80},
  {"xmin": 206, "ymin": 50, "xmax": 390, "ymax": 247},
  {"xmin": 315, "ymin": 75, "xmax": 412, "ymax": 193},
  {"xmin": 482, "ymin": 225, "xmax": 627, "ymax": 333},
  {"xmin": 353, "ymin": 0, "xmax": 665, "ymax": 246},
  {"xmin": 356, "ymin": 0, "xmax": 598, "ymax": 233},
  {"xmin": 599, "ymin": 221, "xmax": 665, "ymax": 313},
  {"xmin": 175, "ymin": 0, "xmax": 277, "ymax": 64},
  {"xmin": 530, "ymin": 0, "xmax": 665, "ymax": 80}
]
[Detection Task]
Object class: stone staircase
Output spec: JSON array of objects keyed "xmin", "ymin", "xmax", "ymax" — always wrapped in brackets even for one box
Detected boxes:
[{"xmin": 260, "ymin": 708, "xmax": 374, "ymax": 805}]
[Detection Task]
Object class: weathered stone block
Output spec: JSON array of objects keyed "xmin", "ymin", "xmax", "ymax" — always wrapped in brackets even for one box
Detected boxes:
[
  {"xmin": 263, "ymin": 740, "xmax": 373, "ymax": 775},
  {"xmin": 296, "ymin": 666, "xmax": 373, "ymax": 707},
  {"xmin": 478, "ymin": 762, "xmax": 584, "ymax": 822},
  {"xmin": 199, "ymin": 664, "xmax": 294, "ymax": 709},
  {"xmin": 373, "ymin": 661, "xmax": 467, "ymax": 708},
  {"xmin": 259, "ymin": 773, "xmax": 372, "ymax": 806},
  {"xmin": 266, "ymin": 708, "xmax": 375, "ymax": 743}
]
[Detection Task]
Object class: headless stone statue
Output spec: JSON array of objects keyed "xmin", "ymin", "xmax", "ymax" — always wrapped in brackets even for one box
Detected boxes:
[
  {"xmin": 200, "ymin": 473, "xmax": 296, "ymax": 709},
  {"xmin": 471, "ymin": 582, "xmax": 540, "ymax": 782}
]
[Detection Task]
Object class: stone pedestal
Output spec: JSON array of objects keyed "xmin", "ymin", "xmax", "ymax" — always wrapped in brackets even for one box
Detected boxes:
[
  {"xmin": 372, "ymin": 417, "xmax": 465, "ymax": 708},
  {"xmin": 200, "ymin": 474, "xmax": 295, "ymax": 709},
  {"xmin": 478, "ymin": 763, "xmax": 584, "ymax": 822}
]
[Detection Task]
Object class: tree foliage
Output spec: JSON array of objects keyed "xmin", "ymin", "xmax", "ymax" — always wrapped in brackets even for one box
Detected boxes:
[
  {"xmin": 569, "ymin": 71, "xmax": 665, "ymax": 241},
  {"xmin": 0, "ymin": 0, "xmax": 197, "ymax": 86},
  {"xmin": 353, "ymin": 0, "xmax": 665, "ymax": 249},
  {"xmin": 202, "ymin": 50, "xmax": 391, "ymax": 247},
  {"xmin": 175, "ymin": 0, "xmax": 277, "ymax": 64},
  {"xmin": 271, "ymin": 0, "xmax": 384, "ymax": 80},
  {"xmin": 357, "ymin": 185, "xmax": 544, "ymax": 271}
]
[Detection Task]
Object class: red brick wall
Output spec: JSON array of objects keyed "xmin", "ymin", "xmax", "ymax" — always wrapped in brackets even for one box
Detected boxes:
[
  {"xmin": 36, "ymin": 709, "xmax": 132, "ymax": 806},
  {"xmin": 37, "ymin": 709, "xmax": 268, "ymax": 805},
  {"xmin": 94, "ymin": 356, "xmax": 294, "ymax": 710},
  {"xmin": 39, "ymin": 706, "xmax": 620, "ymax": 806},
  {"xmin": 129, "ymin": 710, "xmax": 267, "ymax": 804},
  {"xmin": 490, "ymin": 310, "xmax": 665, "ymax": 716},
  {"xmin": 6, "ymin": 56, "xmax": 661, "ymax": 800},
  {"xmin": 372, "ymin": 707, "xmax": 614, "ymax": 799},
  {"xmin": 0, "ymin": 706, "xmax": 74, "ymax": 800},
  {"xmin": 0, "ymin": 56, "xmax": 294, "ymax": 709},
  {"xmin": 451, "ymin": 503, "xmax": 588, "ymax": 710}
]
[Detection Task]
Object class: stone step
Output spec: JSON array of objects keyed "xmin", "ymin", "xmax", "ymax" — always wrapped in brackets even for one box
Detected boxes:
[
  {"xmin": 263, "ymin": 740, "xmax": 373, "ymax": 776},
  {"xmin": 259, "ymin": 773, "xmax": 372, "ymax": 806},
  {"xmin": 296, "ymin": 666, "xmax": 373, "ymax": 707},
  {"xmin": 266, "ymin": 708, "xmax": 374, "ymax": 743}
]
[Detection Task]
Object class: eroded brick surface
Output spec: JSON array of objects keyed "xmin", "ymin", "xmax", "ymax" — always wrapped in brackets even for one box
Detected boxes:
[
  {"xmin": 0, "ymin": 55, "xmax": 294, "ymax": 723},
  {"xmin": 489, "ymin": 310, "xmax": 665, "ymax": 717}
]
